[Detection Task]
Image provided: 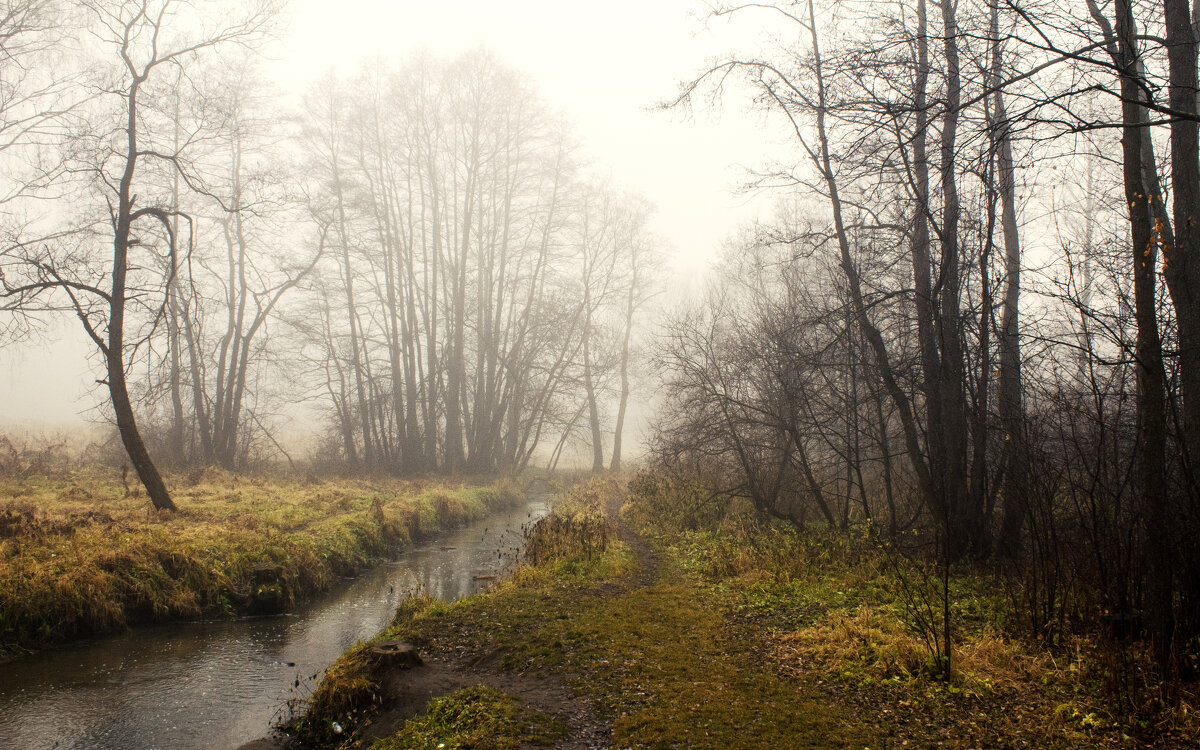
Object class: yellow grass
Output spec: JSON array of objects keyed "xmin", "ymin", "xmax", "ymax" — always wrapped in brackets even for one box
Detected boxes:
[{"xmin": 0, "ymin": 469, "xmax": 524, "ymax": 654}]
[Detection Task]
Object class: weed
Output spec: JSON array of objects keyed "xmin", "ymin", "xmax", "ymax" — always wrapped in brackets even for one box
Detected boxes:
[
  {"xmin": 370, "ymin": 686, "xmax": 567, "ymax": 750},
  {"xmin": 524, "ymin": 512, "xmax": 609, "ymax": 566}
]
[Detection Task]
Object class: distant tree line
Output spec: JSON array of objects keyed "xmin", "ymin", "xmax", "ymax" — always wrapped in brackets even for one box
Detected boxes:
[
  {"xmin": 0, "ymin": 2, "xmax": 658, "ymax": 505},
  {"xmin": 654, "ymin": 0, "xmax": 1200, "ymax": 687}
]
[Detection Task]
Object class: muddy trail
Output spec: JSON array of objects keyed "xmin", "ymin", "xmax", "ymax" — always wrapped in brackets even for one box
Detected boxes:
[{"xmin": 608, "ymin": 490, "xmax": 658, "ymax": 588}]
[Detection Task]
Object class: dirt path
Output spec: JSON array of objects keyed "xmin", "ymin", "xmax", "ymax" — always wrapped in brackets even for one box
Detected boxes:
[
  {"xmin": 239, "ymin": 638, "xmax": 612, "ymax": 750},
  {"xmin": 606, "ymin": 489, "xmax": 658, "ymax": 588}
]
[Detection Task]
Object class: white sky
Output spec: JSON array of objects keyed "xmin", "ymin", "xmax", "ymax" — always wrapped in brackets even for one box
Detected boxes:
[{"xmin": 1, "ymin": 0, "xmax": 785, "ymax": 427}]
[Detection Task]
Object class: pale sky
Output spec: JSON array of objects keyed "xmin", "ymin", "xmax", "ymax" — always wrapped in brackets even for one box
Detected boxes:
[{"xmin": 1, "ymin": 0, "xmax": 784, "ymax": 427}]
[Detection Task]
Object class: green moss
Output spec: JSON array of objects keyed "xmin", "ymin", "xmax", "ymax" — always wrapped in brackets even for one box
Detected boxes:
[{"xmin": 370, "ymin": 686, "xmax": 566, "ymax": 750}]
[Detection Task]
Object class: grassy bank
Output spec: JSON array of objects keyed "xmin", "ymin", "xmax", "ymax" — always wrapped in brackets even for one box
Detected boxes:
[
  {"xmin": 0, "ymin": 470, "xmax": 524, "ymax": 656},
  {"xmin": 292, "ymin": 474, "xmax": 1198, "ymax": 749},
  {"xmin": 291, "ymin": 478, "xmax": 871, "ymax": 749}
]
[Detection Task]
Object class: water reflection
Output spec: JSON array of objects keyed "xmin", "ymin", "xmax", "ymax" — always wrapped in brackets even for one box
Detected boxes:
[{"xmin": 0, "ymin": 496, "xmax": 549, "ymax": 750}]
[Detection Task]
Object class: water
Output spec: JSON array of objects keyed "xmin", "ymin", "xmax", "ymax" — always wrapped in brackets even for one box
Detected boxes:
[{"xmin": 0, "ymin": 495, "xmax": 550, "ymax": 750}]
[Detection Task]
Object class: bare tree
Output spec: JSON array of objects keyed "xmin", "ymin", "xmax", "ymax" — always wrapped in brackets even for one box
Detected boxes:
[
  {"xmin": 2, "ymin": 0, "xmax": 276, "ymax": 509},
  {"xmin": 611, "ymin": 198, "xmax": 659, "ymax": 471}
]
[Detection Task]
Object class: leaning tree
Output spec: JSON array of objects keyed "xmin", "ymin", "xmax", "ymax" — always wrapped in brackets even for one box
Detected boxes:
[{"xmin": 1, "ymin": 0, "xmax": 277, "ymax": 510}]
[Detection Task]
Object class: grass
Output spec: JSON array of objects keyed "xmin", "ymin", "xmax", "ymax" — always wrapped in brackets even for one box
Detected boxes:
[
  {"xmin": 0, "ymin": 468, "xmax": 524, "ymax": 655},
  {"xmin": 627, "ymin": 477, "xmax": 1200, "ymax": 748},
  {"xmin": 379, "ymin": 477, "xmax": 874, "ymax": 750},
  {"xmin": 369, "ymin": 686, "xmax": 567, "ymax": 750},
  {"xmin": 290, "ymin": 639, "xmax": 390, "ymax": 747},
  {"xmin": 284, "ymin": 479, "xmax": 624, "ymax": 748}
]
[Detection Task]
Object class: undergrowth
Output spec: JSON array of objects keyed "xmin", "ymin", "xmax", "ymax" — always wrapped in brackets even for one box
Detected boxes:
[{"xmin": 626, "ymin": 470, "xmax": 1200, "ymax": 748}]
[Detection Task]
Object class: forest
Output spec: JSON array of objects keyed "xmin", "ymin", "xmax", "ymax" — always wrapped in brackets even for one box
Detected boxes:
[{"xmin": 3, "ymin": 0, "xmax": 1200, "ymax": 748}]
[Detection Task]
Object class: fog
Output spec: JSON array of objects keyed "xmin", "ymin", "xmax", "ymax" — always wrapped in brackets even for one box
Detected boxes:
[{"xmin": 0, "ymin": 0, "xmax": 781, "ymax": 455}]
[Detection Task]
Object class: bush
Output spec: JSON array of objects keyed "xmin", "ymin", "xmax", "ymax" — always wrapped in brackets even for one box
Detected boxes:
[{"xmin": 625, "ymin": 469, "xmax": 726, "ymax": 533}]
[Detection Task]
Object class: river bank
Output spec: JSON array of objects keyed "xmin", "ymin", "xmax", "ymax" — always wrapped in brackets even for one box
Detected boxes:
[
  {"xmin": 0, "ymin": 470, "xmax": 524, "ymax": 656},
  {"xmin": 0, "ymin": 487, "xmax": 549, "ymax": 750},
  {"xmin": 287, "ymin": 474, "xmax": 1200, "ymax": 750}
]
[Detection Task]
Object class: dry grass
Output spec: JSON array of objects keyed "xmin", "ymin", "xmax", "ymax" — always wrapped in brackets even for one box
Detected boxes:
[
  {"xmin": 0, "ymin": 469, "xmax": 524, "ymax": 655},
  {"xmin": 770, "ymin": 604, "xmax": 930, "ymax": 683},
  {"xmin": 768, "ymin": 603, "xmax": 1048, "ymax": 695}
]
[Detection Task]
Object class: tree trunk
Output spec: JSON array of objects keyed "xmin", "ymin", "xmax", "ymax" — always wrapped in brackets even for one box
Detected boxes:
[
  {"xmin": 937, "ymin": 0, "xmax": 975, "ymax": 559},
  {"xmin": 611, "ymin": 283, "xmax": 634, "ymax": 472},
  {"xmin": 992, "ymin": 3, "xmax": 1028, "ymax": 558},
  {"xmin": 1115, "ymin": 0, "xmax": 1172, "ymax": 674},
  {"xmin": 909, "ymin": 0, "xmax": 950, "ymax": 533},
  {"xmin": 611, "ymin": 242, "xmax": 640, "ymax": 472},
  {"xmin": 1164, "ymin": 0, "xmax": 1200, "ymax": 490},
  {"xmin": 111, "ymin": 76, "xmax": 175, "ymax": 512}
]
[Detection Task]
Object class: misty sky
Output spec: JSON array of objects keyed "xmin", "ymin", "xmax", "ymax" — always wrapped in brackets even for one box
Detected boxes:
[{"xmin": 1, "ymin": 0, "xmax": 783, "ymax": 426}]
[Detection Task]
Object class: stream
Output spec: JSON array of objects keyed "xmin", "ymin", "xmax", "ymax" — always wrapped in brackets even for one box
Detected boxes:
[{"xmin": 0, "ymin": 494, "xmax": 551, "ymax": 750}]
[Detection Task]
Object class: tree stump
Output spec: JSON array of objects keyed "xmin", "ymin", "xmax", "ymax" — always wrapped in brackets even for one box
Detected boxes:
[
  {"xmin": 248, "ymin": 563, "xmax": 287, "ymax": 615},
  {"xmin": 251, "ymin": 562, "xmax": 283, "ymax": 584},
  {"xmin": 369, "ymin": 639, "xmax": 423, "ymax": 669}
]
